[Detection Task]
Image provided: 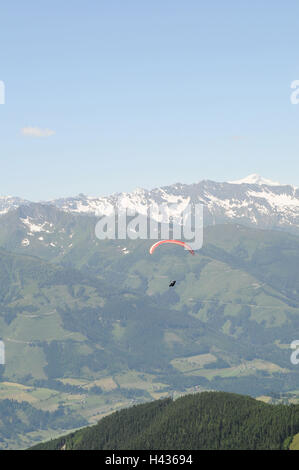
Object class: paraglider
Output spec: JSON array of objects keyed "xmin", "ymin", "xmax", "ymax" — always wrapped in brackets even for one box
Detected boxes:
[{"xmin": 149, "ymin": 240, "xmax": 195, "ymax": 288}]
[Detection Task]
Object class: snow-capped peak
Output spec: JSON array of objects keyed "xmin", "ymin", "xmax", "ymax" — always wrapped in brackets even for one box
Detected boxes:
[{"xmin": 228, "ymin": 174, "xmax": 282, "ymax": 186}]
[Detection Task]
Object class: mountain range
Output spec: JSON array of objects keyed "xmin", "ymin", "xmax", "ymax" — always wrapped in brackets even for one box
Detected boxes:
[
  {"xmin": 1, "ymin": 174, "xmax": 299, "ymax": 448},
  {"xmin": 1, "ymin": 175, "xmax": 299, "ymax": 236}
]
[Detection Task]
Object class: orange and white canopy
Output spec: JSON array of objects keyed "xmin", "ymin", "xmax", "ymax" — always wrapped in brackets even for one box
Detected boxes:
[{"xmin": 149, "ymin": 239, "xmax": 195, "ymax": 255}]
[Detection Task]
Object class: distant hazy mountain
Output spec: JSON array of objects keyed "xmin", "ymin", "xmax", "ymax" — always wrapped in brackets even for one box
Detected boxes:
[
  {"xmin": 0, "ymin": 196, "xmax": 30, "ymax": 215},
  {"xmin": 228, "ymin": 173, "xmax": 283, "ymax": 186},
  {"xmin": 50, "ymin": 175, "xmax": 299, "ymax": 235},
  {"xmin": 1, "ymin": 175, "xmax": 299, "ymax": 236}
]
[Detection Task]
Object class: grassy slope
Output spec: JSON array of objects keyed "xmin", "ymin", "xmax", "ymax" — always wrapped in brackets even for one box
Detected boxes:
[{"xmin": 2, "ymin": 224, "xmax": 299, "ymax": 447}]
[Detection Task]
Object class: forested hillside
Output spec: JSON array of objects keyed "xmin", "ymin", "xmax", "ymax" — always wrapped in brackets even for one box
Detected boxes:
[{"xmin": 30, "ymin": 391, "xmax": 299, "ymax": 450}]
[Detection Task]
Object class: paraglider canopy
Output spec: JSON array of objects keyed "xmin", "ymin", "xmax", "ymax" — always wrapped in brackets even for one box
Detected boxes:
[{"xmin": 149, "ymin": 239, "xmax": 195, "ymax": 255}]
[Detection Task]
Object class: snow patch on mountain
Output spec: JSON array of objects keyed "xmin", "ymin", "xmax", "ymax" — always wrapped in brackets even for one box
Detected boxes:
[
  {"xmin": 247, "ymin": 190, "xmax": 299, "ymax": 209},
  {"xmin": 20, "ymin": 217, "xmax": 54, "ymax": 234},
  {"xmin": 228, "ymin": 174, "xmax": 282, "ymax": 186},
  {"xmin": 0, "ymin": 196, "xmax": 30, "ymax": 215}
]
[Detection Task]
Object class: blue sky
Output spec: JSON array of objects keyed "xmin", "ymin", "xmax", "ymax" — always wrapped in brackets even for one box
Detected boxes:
[{"xmin": 0, "ymin": 1, "xmax": 299, "ymax": 200}]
